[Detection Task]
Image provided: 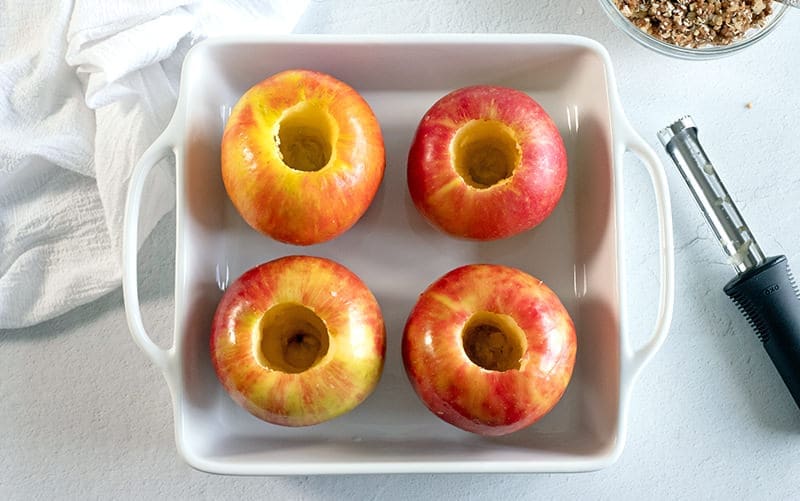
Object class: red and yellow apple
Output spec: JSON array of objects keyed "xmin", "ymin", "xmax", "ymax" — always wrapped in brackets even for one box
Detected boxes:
[
  {"xmin": 221, "ymin": 69, "xmax": 385, "ymax": 246},
  {"xmin": 407, "ymin": 85, "xmax": 567, "ymax": 240},
  {"xmin": 402, "ymin": 264, "xmax": 576, "ymax": 436},
  {"xmin": 210, "ymin": 255, "xmax": 386, "ymax": 426}
]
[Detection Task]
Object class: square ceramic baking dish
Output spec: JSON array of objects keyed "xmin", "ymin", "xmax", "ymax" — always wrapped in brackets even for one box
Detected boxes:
[{"xmin": 123, "ymin": 34, "xmax": 674, "ymax": 475}]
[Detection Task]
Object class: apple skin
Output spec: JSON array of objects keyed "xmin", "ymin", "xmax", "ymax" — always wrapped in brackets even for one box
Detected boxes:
[
  {"xmin": 222, "ymin": 69, "xmax": 385, "ymax": 246},
  {"xmin": 407, "ymin": 85, "xmax": 567, "ymax": 240},
  {"xmin": 402, "ymin": 264, "xmax": 576, "ymax": 436},
  {"xmin": 210, "ymin": 255, "xmax": 386, "ymax": 427}
]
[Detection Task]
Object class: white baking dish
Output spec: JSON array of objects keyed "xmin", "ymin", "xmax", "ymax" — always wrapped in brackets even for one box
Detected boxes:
[{"xmin": 123, "ymin": 34, "xmax": 674, "ymax": 475}]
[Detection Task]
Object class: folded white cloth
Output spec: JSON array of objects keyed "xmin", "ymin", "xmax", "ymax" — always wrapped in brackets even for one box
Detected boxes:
[{"xmin": 0, "ymin": 0, "xmax": 309, "ymax": 329}]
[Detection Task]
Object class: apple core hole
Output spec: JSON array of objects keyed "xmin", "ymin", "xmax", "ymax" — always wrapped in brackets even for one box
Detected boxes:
[
  {"xmin": 462, "ymin": 312, "xmax": 526, "ymax": 372},
  {"xmin": 257, "ymin": 303, "xmax": 330, "ymax": 374},
  {"xmin": 275, "ymin": 103, "xmax": 337, "ymax": 172},
  {"xmin": 452, "ymin": 119, "xmax": 521, "ymax": 189}
]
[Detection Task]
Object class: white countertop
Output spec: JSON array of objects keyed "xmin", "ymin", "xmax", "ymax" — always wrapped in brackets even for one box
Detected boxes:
[{"xmin": 2, "ymin": 0, "xmax": 800, "ymax": 498}]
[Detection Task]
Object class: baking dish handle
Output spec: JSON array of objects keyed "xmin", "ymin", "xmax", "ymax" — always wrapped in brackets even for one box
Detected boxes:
[
  {"xmin": 619, "ymin": 123, "xmax": 676, "ymax": 385},
  {"xmin": 122, "ymin": 131, "xmax": 176, "ymax": 373}
]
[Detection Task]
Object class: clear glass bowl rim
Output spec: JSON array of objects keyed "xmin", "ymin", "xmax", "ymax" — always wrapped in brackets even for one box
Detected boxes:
[{"xmin": 598, "ymin": 0, "xmax": 789, "ymax": 60}]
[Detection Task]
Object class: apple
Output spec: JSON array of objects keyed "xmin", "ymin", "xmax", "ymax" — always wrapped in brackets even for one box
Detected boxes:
[
  {"xmin": 402, "ymin": 264, "xmax": 576, "ymax": 436},
  {"xmin": 221, "ymin": 69, "xmax": 385, "ymax": 246},
  {"xmin": 210, "ymin": 255, "xmax": 386, "ymax": 427},
  {"xmin": 407, "ymin": 85, "xmax": 567, "ymax": 240}
]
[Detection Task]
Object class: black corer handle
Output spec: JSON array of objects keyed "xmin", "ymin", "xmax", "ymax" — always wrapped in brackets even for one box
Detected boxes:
[{"xmin": 724, "ymin": 256, "xmax": 800, "ymax": 409}]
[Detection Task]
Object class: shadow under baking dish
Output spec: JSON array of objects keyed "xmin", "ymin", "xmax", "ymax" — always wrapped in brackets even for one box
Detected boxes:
[{"xmin": 171, "ymin": 36, "xmax": 621, "ymax": 474}]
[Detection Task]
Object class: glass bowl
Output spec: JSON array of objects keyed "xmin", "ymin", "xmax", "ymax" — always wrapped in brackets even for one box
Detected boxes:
[{"xmin": 598, "ymin": 0, "xmax": 789, "ymax": 59}]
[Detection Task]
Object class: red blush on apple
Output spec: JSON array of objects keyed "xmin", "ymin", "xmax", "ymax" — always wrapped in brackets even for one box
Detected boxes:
[
  {"xmin": 407, "ymin": 85, "xmax": 567, "ymax": 240},
  {"xmin": 210, "ymin": 255, "xmax": 386, "ymax": 427},
  {"xmin": 402, "ymin": 264, "xmax": 577, "ymax": 436},
  {"xmin": 221, "ymin": 69, "xmax": 385, "ymax": 246}
]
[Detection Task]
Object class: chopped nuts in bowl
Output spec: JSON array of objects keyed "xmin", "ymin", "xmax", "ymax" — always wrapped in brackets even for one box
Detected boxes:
[{"xmin": 599, "ymin": 0, "xmax": 789, "ymax": 59}]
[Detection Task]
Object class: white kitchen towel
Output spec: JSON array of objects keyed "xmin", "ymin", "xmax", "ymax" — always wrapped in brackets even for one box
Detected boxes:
[{"xmin": 0, "ymin": 0, "xmax": 309, "ymax": 329}]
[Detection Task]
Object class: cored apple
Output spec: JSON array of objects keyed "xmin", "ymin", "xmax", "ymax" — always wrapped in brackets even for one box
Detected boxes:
[
  {"xmin": 407, "ymin": 85, "xmax": 567, "ymax": 240},
  {"xmin": 221, "ymin": 69, "xmax": 385, "ymax": 246},
  {"xmin": 402, "ymin": 264, "xmax": 576, "ymax": 436},
  {"xmin": 210, "ymin": 255, "xmax": 386, "ymax": 426}
]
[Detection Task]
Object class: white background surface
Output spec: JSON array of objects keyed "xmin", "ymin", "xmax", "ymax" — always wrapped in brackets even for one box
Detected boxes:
[{"xmin": 2, "ymin": 0, "xmax": 800, "ymax": 498}]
